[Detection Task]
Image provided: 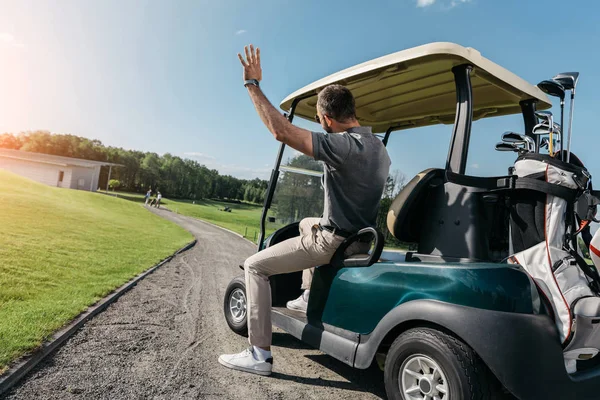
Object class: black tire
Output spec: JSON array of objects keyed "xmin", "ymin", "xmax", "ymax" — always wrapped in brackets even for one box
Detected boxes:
[
  {"xmin": 384, "ymin": 328, "xmax": 493, "ymax": 400},
  {"xmin": 223, "ymin": 276, "xmax": 248, "ymax": 337}
]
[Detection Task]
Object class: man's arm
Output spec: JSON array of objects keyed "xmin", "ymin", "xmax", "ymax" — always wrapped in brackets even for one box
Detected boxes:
[
  {"xmin": 238, "ymin": 45, "xmax": 313, "ymax": 157},
  {"xmin": 246, "ymin": 85, "xmax": 313, "ymax": 156}
]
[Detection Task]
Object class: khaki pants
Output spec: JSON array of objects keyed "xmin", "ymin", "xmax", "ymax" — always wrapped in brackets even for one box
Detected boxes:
[{"xmin": 244, "ymin": 217, "xmax": 369, "ymax": 348}]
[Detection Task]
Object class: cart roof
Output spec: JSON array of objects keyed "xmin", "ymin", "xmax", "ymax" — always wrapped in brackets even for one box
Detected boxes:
[{"xmin": 280, "ymin": 42, "xmax": 552, "ymax": 133}]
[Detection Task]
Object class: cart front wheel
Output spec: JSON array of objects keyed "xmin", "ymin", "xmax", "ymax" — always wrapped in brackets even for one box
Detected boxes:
[{"xmin": 223, "ymin": 276, "xmax": 248, "ymax": 336}]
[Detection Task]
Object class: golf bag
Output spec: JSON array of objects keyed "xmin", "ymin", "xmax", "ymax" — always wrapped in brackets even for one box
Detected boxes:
[{"xmin": 508, "ymin": 153, "xmax": 600, "ymax": 371}]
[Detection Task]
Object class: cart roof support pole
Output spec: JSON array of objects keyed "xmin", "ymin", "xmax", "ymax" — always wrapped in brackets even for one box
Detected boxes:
[{"xmin": 446, "ymin": 64, "xmax": 474, "ymax": 174}]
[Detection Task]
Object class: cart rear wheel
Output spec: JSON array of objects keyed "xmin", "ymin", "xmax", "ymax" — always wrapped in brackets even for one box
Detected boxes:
[
  {"xmin": 223, "ymin": 276, "xmax": 248, "ymax": 336},
  {"xmin": 384, "ymin": 328, "xmax": 493, "ymax": 400}
]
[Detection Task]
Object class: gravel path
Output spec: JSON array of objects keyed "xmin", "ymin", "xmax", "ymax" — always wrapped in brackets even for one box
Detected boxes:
[{"xmin": 3, "ymin": 208, "xmax": 385, "ymax": 400}]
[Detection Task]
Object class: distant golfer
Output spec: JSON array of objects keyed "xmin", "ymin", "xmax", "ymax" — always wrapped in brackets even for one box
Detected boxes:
[
  {"xmin": 154, "ymin": 191, "xmax": 162, "ymax": 208},
  {"xmin": 218, "ymin": 45, "xmax": 391, "ymax": 376},
  {"xmin": 144, "ymin": 188, "xmax": 152, "ymax": 205}
]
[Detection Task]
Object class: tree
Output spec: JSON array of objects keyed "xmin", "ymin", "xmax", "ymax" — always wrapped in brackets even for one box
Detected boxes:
[
  {"xmin": 377, "ymin": 169, "xmax": 409, "ymax": 248},
  {"xmin": 383, "ymin": 169, "xmax": 407, "ymax": 199},
  {"xmin": 0, "ymin": 133, "xmax": 22, "ymax": 149},
  {"xmin": 273, "ymin": 155, "xmax": 324, "ymax": 224},
  {"xmin": 108, "ymin": 179, "xmax": 121, "ymax": 191},
  {"xmin": 0, "ymin": 131, "xmax": 268, "ymax": 201}
]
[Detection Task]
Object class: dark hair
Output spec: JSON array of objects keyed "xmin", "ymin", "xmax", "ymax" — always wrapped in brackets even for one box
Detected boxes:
[{"xmin": 317, "ymin": 84, "xmax": 356, "ymax": 122}]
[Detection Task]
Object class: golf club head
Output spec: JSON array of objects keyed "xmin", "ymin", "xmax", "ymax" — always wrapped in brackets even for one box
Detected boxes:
[
  {"xmin": 495, "ymin": 142, "xmax": 519, "ymax": 152},
  {"xmin": 537, "ymin": 79, "xmax": 565, "ymax": 100},
  {"xmin": 553, "ymin": 122, "xmax": 562, "ymax": 135},
  {"xmin": 523, "ymin": 135, "xmax": 536, "ymax": 152},
  {"xmin": 535, "ymin": 110, "xmax": 552, "ymax": 121},
  {"xmin": 553, "ymin": 72, "xmax": 580, "ymax": 90},
  {"xmin": 533, "ymin": 122, "xmax": 552, "ymax": 135},
  {"xmin": 501, "ymin": 131, "xmax": 527, "ymax": 143},
  {"xmin": 540, "ymin": 138, "xmax": 549, "ymax": 149}
]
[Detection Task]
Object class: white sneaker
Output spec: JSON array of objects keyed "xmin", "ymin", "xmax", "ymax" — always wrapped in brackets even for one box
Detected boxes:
[
  {"xmin": 218, "ymin": 347, "xmax": 273, "ymax": 376},
  {"xmin": 286, "ymin": 290, "xmax": 309, "ymax": 312}
]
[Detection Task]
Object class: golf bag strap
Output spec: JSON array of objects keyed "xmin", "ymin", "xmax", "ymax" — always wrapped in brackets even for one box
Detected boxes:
[
  {"xmin": 572, "ymin": 250, "xmax": 600, "ymax": 295},
  {"xmin": 514, "ymin": 177, "xmax": 578, "ymax": 202},
  {"xmin": 445, "ymin": 172, "xmax": 514, "ymax": 190}
]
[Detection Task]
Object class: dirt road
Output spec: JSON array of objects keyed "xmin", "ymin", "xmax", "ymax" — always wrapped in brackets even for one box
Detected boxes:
[{"xmin": 3, "ymin": 208, "xmax": 385, "ymax": 400}]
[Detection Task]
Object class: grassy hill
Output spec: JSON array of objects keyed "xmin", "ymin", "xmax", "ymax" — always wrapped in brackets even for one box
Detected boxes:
[{"xmin": 0, "ymin": 171, "xmax": 193, "ymax": 372}]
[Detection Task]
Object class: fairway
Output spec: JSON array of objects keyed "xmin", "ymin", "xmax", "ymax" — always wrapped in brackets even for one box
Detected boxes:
[
  {"xmin": 164, "ymin": 199, "xmax": 266, "ymax": 241},
  {"xmin": 113, "ymin": 191, "xmax": 266, "ymax": 242},
  {"xmin": 0, "ymin": 171, "xmax": 193, "ymax": 372}
]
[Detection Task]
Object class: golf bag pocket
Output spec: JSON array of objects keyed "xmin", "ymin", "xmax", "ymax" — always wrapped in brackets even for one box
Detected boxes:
[
  {"xmin": 511, "ymin": 244, "xmax": 593, "ymax": 344},
  {"xmin": 563, "ymin": 297, "xmax": 600, "ymax": 363},
  {"xmin": 553, "ymin": 256, "xmax": 594, "ymax": 308}
]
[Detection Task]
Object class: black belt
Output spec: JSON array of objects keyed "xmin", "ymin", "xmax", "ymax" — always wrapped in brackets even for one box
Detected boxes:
[
  {"xmin": 318, "ymin": 224, "xmax": 372, "ymax": 243},
  {"xmin": 317, "ymin": 224, "xmax": 354, "ymax": 238}
]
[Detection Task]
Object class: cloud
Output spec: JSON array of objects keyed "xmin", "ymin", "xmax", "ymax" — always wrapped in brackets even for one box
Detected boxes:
[
  {"xmin": 235, "ymin": 30, "xmax": 247, "ymax": 35},
  {"xmin": 0, "ymin": 33, "xmax": 24, "ymax": 48},
  {"xmin": 184, "ymin": 152, "xmax": 216, "ymax": 160},
  {"xmin": 471, "ymin": 163, "xmax": 480, "ymax": 169},
  {"xmin": 417, "ymin": 0, "xmax": 436, "ymax": 7}
]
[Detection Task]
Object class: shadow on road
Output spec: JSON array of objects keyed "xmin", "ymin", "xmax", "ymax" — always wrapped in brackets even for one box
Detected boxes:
[
  {"xmin": 270, "ymin": 354, "xmax": 386, "ymax": 399},
  {"xmin": 271, "ymin": 332, "xmax": 386, "ymax": 399},
  {"xmin": 272, "ymin": 332, "xmax": 313, "ymax": 350}
]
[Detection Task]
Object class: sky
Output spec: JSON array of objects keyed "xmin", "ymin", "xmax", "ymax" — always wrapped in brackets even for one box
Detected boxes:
[{"xmin": 1, "ymin": 0, "xmax": 600, "ymax": 181}]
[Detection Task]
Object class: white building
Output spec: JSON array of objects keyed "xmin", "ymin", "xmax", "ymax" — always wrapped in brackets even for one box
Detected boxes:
[{"xmin": 0, "ymin": 148, "xmax": 121, "ymax": 191}]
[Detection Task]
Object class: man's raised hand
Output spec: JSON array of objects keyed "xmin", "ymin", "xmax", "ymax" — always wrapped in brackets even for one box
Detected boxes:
[{"xmin": 237, "ymin": 45, "xmax": 262, "ymax": 83}]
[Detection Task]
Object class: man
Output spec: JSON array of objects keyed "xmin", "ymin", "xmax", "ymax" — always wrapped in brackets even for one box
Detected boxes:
[
  {"xmin": 144, "ymin": 188, "xmax": 152, "ymax": 205},
  {"xmin": 155, "ymin": 191, "xmax": 162, "ymax": 208},
  {"xmin": 218, "ymin": 45, "xmax": 391, "ymax": 376}
]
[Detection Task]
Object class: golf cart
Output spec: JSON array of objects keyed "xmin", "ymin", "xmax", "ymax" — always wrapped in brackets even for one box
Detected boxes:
[{"xmin": 223, "ymin": 42, "xmax": 600, "ymax": 399}]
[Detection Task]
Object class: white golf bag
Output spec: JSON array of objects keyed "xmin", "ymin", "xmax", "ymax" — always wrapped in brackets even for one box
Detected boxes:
[{"xmin": 508, "ymin": 153, "xmax": 600, "ymax": 373}]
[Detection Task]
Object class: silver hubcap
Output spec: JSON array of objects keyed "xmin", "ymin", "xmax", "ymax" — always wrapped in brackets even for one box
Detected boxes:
[
  {"xmin": 400, "ymin": 354, "xmax": 449, "ymax": 400},
  {"xmin": 229, "ymin": 288, "xmax": 247, "ymax": 323}
]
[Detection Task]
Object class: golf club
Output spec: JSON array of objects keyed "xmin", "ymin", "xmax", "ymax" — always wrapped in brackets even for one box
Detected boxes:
[
  {"xmin": 496, "ymin": 142, "xmax": 528, "ymax": 155},
  {"xmin": 540, "ymin": 137, "xmax": 550, "ymax": 149},
  {"xmin": 537, "ymin": 80, "xmax": 565, "ymax": 159},
  {"xmin": 501, "ymin": 132, "xmax": 535, "ymax": 153},
  {"xmin": 532, "ymin": 121, "xmax": 560, "ymax": 135},
  {"xmin": 532, "ymin": 124, "xmax": 555, "ymax": 156},
  {"xmin": 534, "ymin": 111, "xmax": 554, "ymax": 156},
  {"xmin": 535, "ymin": 110, "xmax": 553, "ymax": 122},
  {"xmin": 553, "ymin": 72, "xmax": 580, "ymax": 163},
  {"xmin": 495, "ymin": 142, "xmax": 519, "ymax": 152}
]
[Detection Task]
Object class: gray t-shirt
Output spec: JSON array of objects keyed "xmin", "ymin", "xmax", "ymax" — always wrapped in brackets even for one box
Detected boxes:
[{"xmin": 311, "ymin": 126, "xmax": 391, "ymax": 233}]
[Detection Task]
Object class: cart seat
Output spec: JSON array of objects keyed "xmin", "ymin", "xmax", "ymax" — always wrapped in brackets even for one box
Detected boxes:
[
  {"xmin": 387, "ymin": 168, "xmax": 511, "ymax": 262},
  {"xmin": 387, "ymin": 168, "xmax": 444, "ymax": 243}
]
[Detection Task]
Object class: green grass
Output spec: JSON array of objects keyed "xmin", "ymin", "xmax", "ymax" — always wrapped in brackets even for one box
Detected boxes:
[
  {"xmin": 163, "ymin": 198, "xmax": 266, "ymax": 241},
  {"xmin": 0, "ymin": 171, "xmax": 193, "ymax": 371},
  {"xmin": 107, "ymin": 191, "xmax": 273, "ymax": 242},
  {"xmin": 111, "ymin": 191, "xmax": 406, "ymax": 248}
]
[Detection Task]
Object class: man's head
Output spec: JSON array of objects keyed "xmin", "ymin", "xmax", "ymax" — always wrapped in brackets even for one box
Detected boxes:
[{"xmin": 316, "ymin": 84, "xmax": 359, "ymax": 133}]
